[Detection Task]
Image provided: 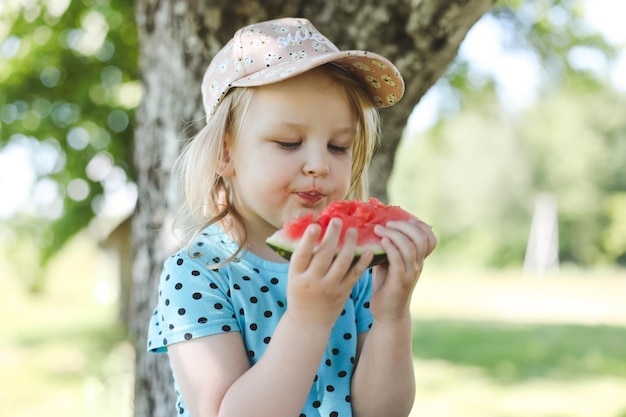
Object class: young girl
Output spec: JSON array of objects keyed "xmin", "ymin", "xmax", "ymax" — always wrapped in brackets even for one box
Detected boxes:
[{"xmin": 147, "ymin": 17, "xmax": 437, "ymax": 417}]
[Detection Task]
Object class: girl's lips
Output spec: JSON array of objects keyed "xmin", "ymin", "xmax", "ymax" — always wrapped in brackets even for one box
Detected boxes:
[{"xmin": 296, "ymin": 191, "xmax": 325, "ymax": 204}]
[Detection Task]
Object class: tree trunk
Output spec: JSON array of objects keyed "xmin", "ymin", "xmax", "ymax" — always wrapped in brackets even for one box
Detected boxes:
[{"xmin": 130, "ymin": 0, "xmax": 494, "ymax": 415}]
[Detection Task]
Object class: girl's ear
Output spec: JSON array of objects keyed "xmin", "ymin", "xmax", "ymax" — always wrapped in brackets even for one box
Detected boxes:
[{"xmin": 217, "ymin": 136, "xmax": 235, "ymax": 177}]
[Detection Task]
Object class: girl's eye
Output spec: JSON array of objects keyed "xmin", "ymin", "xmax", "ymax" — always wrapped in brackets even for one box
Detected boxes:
[
  {"xmin": 276, "ymin": 141, "xmax": 301, "ymax": 150},
  {"xmin": 328, "ymin": 143, "xmax": 349, "ymax": 154}
]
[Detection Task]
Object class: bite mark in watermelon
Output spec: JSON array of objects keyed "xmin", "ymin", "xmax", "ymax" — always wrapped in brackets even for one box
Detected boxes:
[{"xmin": 265, "ymin": 197, "xmax": 414, "ymax": 267}]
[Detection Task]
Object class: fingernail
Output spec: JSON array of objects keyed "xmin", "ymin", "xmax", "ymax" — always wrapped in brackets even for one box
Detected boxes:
[
  {"xmin": 331, "ymin": 218, "xmax": 342, "ymax": 227},
  {"xmin": 411, "ymin": 218, "xmax": 432, "ymax": 229}
]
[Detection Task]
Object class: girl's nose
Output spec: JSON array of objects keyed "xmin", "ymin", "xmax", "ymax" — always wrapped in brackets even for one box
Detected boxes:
[{"xmin": 302, "ymin": 148, "xmax": 330, "ymax": 177}]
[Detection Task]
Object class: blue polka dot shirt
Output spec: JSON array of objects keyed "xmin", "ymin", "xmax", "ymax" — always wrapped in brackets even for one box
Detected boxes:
[{"xmin": 147, "ymin": 224, "xmax": 374, "ymax": 417}]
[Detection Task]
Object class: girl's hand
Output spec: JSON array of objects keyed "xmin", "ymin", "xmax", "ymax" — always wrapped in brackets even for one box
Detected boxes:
[
  {"xmin": 370, "ymin": 219, "xmax": 437, "ymax": 323},
  {"xmin": 286, "ymin": 218, "xmax": 374, "ymax": 328}
]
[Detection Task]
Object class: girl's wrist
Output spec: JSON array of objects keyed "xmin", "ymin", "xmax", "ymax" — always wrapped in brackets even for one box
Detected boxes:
[
  {"xmin": 371, "ymin": 307, "xmax": 413, "ymax": 327},
  {"xmin": 283, "ymin": 308, "xmax": 335, "ymax": 337}
]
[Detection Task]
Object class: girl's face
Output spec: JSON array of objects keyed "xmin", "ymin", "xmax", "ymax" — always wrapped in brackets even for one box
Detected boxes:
[{"xmin": 222, "ymin": 67, "xmax": 356, "ymax": 253}]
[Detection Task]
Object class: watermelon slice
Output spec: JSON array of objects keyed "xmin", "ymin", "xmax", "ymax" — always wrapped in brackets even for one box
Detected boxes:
[{"xmin": 265, "ymin": 197, "xmax": 414, "ymax": 267}]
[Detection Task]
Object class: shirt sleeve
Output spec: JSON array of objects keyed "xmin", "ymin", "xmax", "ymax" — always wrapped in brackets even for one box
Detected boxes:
[
  {"xmin": 147, "ymin": 250, "xmax": 240, "ymax": 353},
  {"xmin": 352, "ymin": 268, "xmax": 374, "ymax": 334}
]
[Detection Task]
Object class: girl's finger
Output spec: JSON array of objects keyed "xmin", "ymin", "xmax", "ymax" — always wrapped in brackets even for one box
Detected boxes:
[
  {"xmin": 375, "ymin": 220, "xmax": 435, "ymax": 276},
  {"xmin": 410, "ymin": 219, "xmax": 438, "ymax": 257},
  {"xmin": 327, "ymin": 227, "xmax": 372, "ymax": 285},
  {"xmin": 289, "ymin": 223, "xmax": 321, "ymax": 272},
  {"xmin": 380, "ymin": 220, "xmax": 435, "ymax": 259},
  {"xmin": 326, "ymin": 227, "xmax": 358, "ymax": 272},
  {"xmin": 379, "ymin": 236, "xmax": 403, "ymax": 271},
  {"xmin": 312, "ymin": 218, "xmax": 343, "ymax": 264}
]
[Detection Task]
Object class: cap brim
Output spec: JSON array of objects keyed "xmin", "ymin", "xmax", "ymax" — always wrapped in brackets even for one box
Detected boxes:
[{"xmin": 231, "ymin": 50, "xmax": 405, "ymax": 108}]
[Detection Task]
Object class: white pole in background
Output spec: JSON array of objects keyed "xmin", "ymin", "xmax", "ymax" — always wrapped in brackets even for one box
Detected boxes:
[{"xmin": 523, "ymin": 192, "xmax": 560, "ymax": 276}]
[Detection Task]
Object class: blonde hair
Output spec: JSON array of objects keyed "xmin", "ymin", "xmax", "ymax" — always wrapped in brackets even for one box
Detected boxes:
[{"xmin": 174, "ymin": 64, "xmax": 381, "ymax": 263}]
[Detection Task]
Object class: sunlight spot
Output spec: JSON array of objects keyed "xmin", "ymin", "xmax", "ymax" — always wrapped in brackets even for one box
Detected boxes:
[
  {"xmin": 94, "ymin": 278, "xmax": 118, "ymax": 305},
  {"xmin": 103, "ymin": 166, "xmax": 128, "ymax": 192},
  {"xmin": 32, "ymin": 25, "xmax": 52, "ymax": 45},
  {"xmin": 567, "ymin": 46, "xmax": 608, "ymax": 73},
  {"xmin": 64, "ymin": 10, "xmax": 108, "ymax": 56},
  {"xmin": 32, "ymin": 98, "xmax": 51, "ymax": 118},
  {"xmin": 96, "ymin": 40, "xmax": 115, "ymax": 61},
  {"xmin": 107, "ymin": 109, "xmax": 129, "ymax": 132},
  {"xmin": 86, "ymin": 152, "xmax": 114, "ymax": 182},
  {"xmin": 116, "ymin": 81, "xmax": 142, "ymax": 109},
  {"xmin": 22, "ymin": 2, "xmax": 41, "ymax": 22},
  {"xmin": 101, "ymin": 66, "xmax": 122, "ymax": 88},
  {"xmin": 1, "ymin": 35, "xmax": 20, "ymax": 58},
  {"xmin": 79, "ymin": 10, "xmax": 108, "ymax": 54},
  {"xmin": 1, "ymin": 103, "xmax": 18, "ymax": 123},
  {"xmin": 40, "ymin": 66, "xmax": 61, "ymax": 87},
  {"xmin": 51, "ymin": 101, "xmax": 79, "ymax": 127},
  {"xmin": 458, "ymin": 14, "xmax": 541, "ymax": 110},
  {"xmin": 67, "ymin": 178, "xmax": 90, "ymax": 201},
  {"xmin": 46, "ymin": 0, "xmax": 71, "ymax": 18},
  {"xmin": 584, "ymin": 0, "xmax": 626, "ymax": 45},
  {"xmin": 66, "ymin": 126, "xmax": 90, "ymax": 150},
  {"xmin": 32, "ymin": 177, "xmax": 60, "ymax": 216},
  {"xmin": 21, "ymin": 110, "xmax": 41, "ymax": 130},
  {"xmin": 610, "ymin": 51, "xmax": 626, "ymax": 91},
  {"xmin": 546, "ymin": 5, "xmax": 570, "ymax": 28},
  {"xmin": 91, "ymin": 126, "xmax": 111, "ymax": 149},
  {"xmin": 89, "ymin": 84, "xmax": 108, "ymax": 105},
  {"xmin": 0, "ymin": 143, "xmax": 34, "ymax": 218},
  {"xmin": 34, "ymin": 138, "xmax": 65, "ymax": 175}
]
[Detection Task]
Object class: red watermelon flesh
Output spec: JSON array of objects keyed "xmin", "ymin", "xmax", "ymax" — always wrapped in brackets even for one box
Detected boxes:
[{"xmin": 265, "ymin": 197, "xmax": 414, "ymax": 267}]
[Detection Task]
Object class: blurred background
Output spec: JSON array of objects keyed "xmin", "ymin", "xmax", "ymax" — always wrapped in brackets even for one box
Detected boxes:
[{"xmin": 1, "ymin": 0, "xmax": 625, "ymax": 416}]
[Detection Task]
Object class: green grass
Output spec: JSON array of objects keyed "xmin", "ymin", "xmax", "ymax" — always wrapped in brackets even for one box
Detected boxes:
[
  {"xmin": 1, "ymin": 235, "xmax": 625, "ymax": 417},
  {"xmin": 408, "ymin": 318, "xmax": 626, "ymax": 417},
  {"xmin": 412, "ymin": 320, "xmax": 626, "ymax": 382},
  {"xmin": 408, "ymin": 269, "xmax": 626, "ymax": 417}
]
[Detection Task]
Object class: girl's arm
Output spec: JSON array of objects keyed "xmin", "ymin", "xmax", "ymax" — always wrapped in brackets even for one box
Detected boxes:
[
  {"xmin": 351, "ymin": 219, "xmax": 437, "ymax": 417},
  {"xmin": 350, "ymin": 314, "xmax": 416, "ymax": 417},
  {"xmin": 168, "ymin": 313, "xmax": 333, "ymax": 417}
]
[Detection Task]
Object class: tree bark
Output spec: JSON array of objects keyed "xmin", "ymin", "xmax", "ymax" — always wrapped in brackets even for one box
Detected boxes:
[{"xmin": 130, "ymin": 0, "xmax": 494, "ymax": 415}]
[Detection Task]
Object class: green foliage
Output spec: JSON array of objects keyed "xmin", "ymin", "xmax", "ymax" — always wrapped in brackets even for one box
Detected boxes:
[
  {"xmin": 519, "ymin": 88, "xmax": 626, "ymax": 265},
  {"xmin": 391, "ymin": 0, "xmax": 625, "ymax": 269},
  {"xmin": 603, "ymin": 193, "xmax": 626, "ymax": 264},
  {"xmin": 391, "ymin": 86, "xmax": 626, "ymax": 268},
  {"xmin": 0, "ymin": 0, "xmax": 138, "ymax": 285},
  {"xmin": 391, "ymin": 89, "xmax": 533, "ymax": 268},
  {"xmin": 445, "ymin": 0, "xmax": 617, "ymax": 109}
]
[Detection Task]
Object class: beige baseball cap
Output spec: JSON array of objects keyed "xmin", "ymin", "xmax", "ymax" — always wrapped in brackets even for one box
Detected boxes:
[{"xmin": 201, "ymin": 17, "xmax": 405, "ymax": 118}]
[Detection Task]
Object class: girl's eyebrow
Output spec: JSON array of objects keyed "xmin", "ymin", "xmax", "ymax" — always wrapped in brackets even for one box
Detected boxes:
[
  {"xmin": 272, "ymin": 121, "xmax": 357, "ymax": 136},
  {"xmin": 333, "ymin": 126, "xmax": 358, "ymax": 136}
]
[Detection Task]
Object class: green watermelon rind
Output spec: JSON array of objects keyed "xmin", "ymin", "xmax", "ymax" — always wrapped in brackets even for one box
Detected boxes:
[{"xmin": 265, "ymin": 234, "xmax": 388, "ymax": 268}]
